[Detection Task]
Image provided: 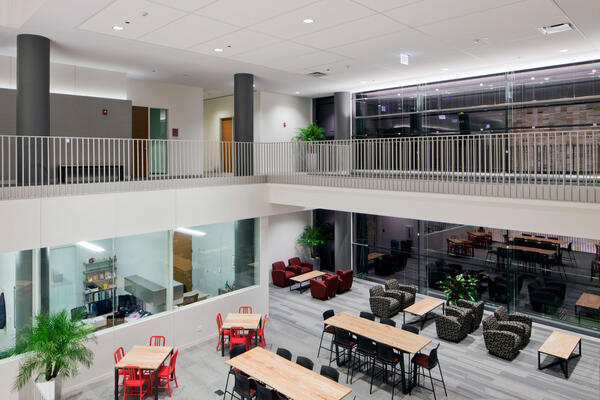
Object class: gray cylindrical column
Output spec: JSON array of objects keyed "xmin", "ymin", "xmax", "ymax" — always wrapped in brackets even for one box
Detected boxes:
[
  {"xmin": 234, "ymin": 73, "xmax": 254, "ymax": 176},
  {"xmin": 17, "ymin": 34, "xmax": 50, "ymax": 185},
  {"xmin": 334, "ymin": 92, "xmax": 352, "ymax": 270},
  {"xmin": 334, "ymin": 91, "xmax": 351, "ymax": 140}
]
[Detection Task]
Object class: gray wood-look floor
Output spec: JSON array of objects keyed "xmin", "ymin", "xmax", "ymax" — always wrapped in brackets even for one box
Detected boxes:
[{"xmin": 66, "ymin": 279, "xmax": 600, "ymax": 400}]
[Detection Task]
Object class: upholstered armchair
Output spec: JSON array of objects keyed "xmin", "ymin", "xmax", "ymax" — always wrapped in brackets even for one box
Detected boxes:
[
  {"xmin": 288, "ymin": 257, "xmax": 313, "ymax": 275},
  {"xmin": 384, "ymin": 279, "xmax": 416, "ymax": 310},
  {"xmin": 493, "ymin": 306, "xmax": 531, "ymax": 344},
  {"xmin": 482, "ymin": 315, "xmax": 523, "ymax": 360},
  {"xmin": 435, "ymin": 306, "xmax": 473, "ymax": 342},
  {"xmin": 456, "ymin": 299, "xmax": 485, "ymax": 332},
  {"xmin": 369, "ymin": 285, "xmax": 401, "ymax": 318},
  {"xmin": 324, "ymin": 274, "xmax": 339, "ymax": 298},
  {"xmin": 271, "ymin": 261, "xmax": 297, "ymax": 287},
  {"xmin": 310, "ymin": 279, "xmax": 328, "ymax": 300},
  {"xmin": 336, "ymin": 269, "xmax": 353, "ymax": 293}
]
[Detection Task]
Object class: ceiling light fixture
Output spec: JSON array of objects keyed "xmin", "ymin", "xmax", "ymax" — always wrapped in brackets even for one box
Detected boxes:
[
  {"xmin": 479, "ymin": 83, "xmax": 483, "ymax": 86},
  {"xmin": 77, "ymin": 241, "xmax": 105, "ymax": 252},
  {"xmin": 559, "ymin": 49, "xmax": 569, "ymax": 53},
  {"xmin": 360, "ymin": 81, "xmax": 367, "ymax": 84},
  {"xmin": 544, "ymin": 77, "xmax": 550, "ymax": 81},
  {"xmin": 592, "ymin": 69, "xmax": 597, "ymax": 74},
  {"xmin": 538, "ymin": 23, "xmax": 572, "ymax": 35},
  {"xmin": 303, "ymin": 18, "xmax": 314, "ymax": 24},
  {"xmin": 175, "ymin": 227, "xmax": 206, "ymax": 237},
  {"xmin": 112, "ymin": 25, "xmax": 124, "ymax": 31},
  {"xmin": 531, "ymin": 77, "xmax": 535, "ymax": 80},
  {"xmin": 400, "ymin": 53, "xmax": 409, "ymax": 65},
  {"xmin": 435, "ymin": 88, "xmax": 439, "ymax": 91},
  {"xmin": 295, "ymin": 91, "xmax": 300, "ymax": 94},
  {"xmin": 442, "ymin": 68, "xmax": 449, "ymax": 71},
  {"xmin": 214, "ymin": 48, "xmax": 223, "ymax": 52}
]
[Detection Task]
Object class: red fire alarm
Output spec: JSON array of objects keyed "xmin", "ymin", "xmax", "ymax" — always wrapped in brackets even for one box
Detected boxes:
[
  {"xmin": 102, "ymin": 109, "xmax": 108, "ymax": 116},
  {"xmin": 283, "ymin": 122, "xmax": 286, "ymax": 128}
]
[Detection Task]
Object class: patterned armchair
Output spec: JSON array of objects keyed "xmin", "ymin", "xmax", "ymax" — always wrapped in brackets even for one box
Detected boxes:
[
  {"xmin": 369, "ymin": 285, "xmax": 401, "ymax": 318},
  {"xmin": 482, "ymin": 315, "xmax": 522, "ymax": 360},
  {"xmin": 493, "ymin": 306, "xmax": 531, "ymax": 345},
  {"xmin": 456, "ymin": 299, "xmax": 485, "ymax": 332},
  {"xmin": 435, "ymin": 306, "xmax": 473, "ymax": 342},
  {"xmin": 384, "ymin": 279, "xmax": 416, "ymax": 310}
]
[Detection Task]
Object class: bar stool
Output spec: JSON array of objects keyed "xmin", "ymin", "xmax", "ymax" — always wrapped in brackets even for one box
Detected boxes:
[
  {"xmin": 317, "ymin": 309, "xmax": 336, "ymax": 361},
  {"xmin": 411, "ymin": 343, "xmax": 447, "ymax": 400},
  {"xmin": 330, "ymin": 327, "xmax": 356, "ymax": 384},
  {"xmin": 371, "ymin": 342, "xmax": 402, "ymax": 400}
]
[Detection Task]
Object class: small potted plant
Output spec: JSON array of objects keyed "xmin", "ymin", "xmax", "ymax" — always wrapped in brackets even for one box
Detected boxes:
[
  {"xmin": 297, "ymin": 225, "xmax": 328, "ymax": 270},
  {"xmin": 13, "ymin": 309, "xmax": 96, "ymax": 399},
  {"xmin": 294, "ymin": 124, "xmax": 326, "ymax": 172},
  {"xmin": 437, "ymin": 273, "xmax": 479, "ymax": 305}
]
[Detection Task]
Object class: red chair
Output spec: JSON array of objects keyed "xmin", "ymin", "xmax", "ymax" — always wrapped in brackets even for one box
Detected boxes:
[
  {"xmin": 336, "ymin": 269, "xmax": 353, "ymax": 293},
  {"xmin": 253, "ymin": 314, "xmax": 268, "ymax": 348},
  {"xmin": 324, "ymin": 274, "xmax": 339, "ymax": 298},
  {"xmin": 310, "ymin": 278, "xmax": 328, "ymax": 300},
  {"xmin": 272, "ymin": 261, "xmax": 297, "ymax": 287},
  {"xmin": 151, "ymin": 349, "xmax": 179, "ymax": 397},
  {"xmin": 114, "ymin": 347, "xmax": 125, "ymax": 387},
  {"xmin": 149, "ymin": 336, "xmax": 165, "ymax": 346},
  {"xmin": 122, "ymin": 366, "xmax": 147, "ymax": 400},
  {"xmin": 229, "ymin": 326, "xmax": 250, "ymax": 351},
  {"xmin": 238, "ymin": 306, "xmax": 252, "ymax": 314},
  {"xmin": 288, "ymin": 257, "xmax": 313, "ymax": 275},
  {"xmin": 216, "ymin": 313, "xmax": 230, "ymax": 351}
]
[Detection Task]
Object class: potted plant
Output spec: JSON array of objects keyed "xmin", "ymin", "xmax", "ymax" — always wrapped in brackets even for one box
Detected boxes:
[
  {"xmin": 294, "ymin": 124, "xmax": 326, "ymax": 172},
  {"xmin": 437, "ymin": 273, "xmax": 479, "ymax": 305},
  {"xmin": 13, "ymin": 309, "xmax": 96, "ymax": 399},
  {"xmin": 297, "ymin": 225, "xmax": 328, "ymax": 269}
]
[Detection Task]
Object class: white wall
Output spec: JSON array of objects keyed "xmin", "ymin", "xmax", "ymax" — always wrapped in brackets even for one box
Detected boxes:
[
  {"xmin": 203, "ymin": 95, "xmax": 234, "ymax": 143},
  {"xmin": 0, "ymin": 252, "xmax": 16, "ymax": 352},
  {"xmin": 255, "ymin": 91, "xmax": 311, "ymax": 142},
  {"xmin": 265, "ymin": 211, "xmax": 312, "ymax": 266}
]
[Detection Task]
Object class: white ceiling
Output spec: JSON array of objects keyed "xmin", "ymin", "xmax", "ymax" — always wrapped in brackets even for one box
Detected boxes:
[{"xmin": 0, "ymin": 0, "xmax": 597, "ymax": 97}]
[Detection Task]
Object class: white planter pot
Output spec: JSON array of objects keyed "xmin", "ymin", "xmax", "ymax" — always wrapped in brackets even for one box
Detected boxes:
[{"xmin": 35, "ymin": 374, "xmax": 62, "ymax": 400}]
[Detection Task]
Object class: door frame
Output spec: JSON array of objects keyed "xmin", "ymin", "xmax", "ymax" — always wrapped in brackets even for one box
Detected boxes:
[{"xmin": 220, "ymin": 117, "xmax": 233, "ymax": 173}]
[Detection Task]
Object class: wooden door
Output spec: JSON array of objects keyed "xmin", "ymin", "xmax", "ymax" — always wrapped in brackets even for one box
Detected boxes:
[
  {"xmin": 221, "ymin": 118, "xmax": 233, "ymax": 173},
  {"xmin": 173, "ymin": 232, "xmax": 193, "ymax": 293},
  {"xmin": 131, "ymin": 106, "xmax": 149, "ymax": 180}
]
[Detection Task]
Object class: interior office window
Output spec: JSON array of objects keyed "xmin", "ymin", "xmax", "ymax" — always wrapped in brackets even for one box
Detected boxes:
[
  {"xmin": 172, "ymin": 218, "xmax": 259, "ymax": 307},
  {"xmin": 0, "ymin": 250, "xmax": 33, "ymax": 358}
]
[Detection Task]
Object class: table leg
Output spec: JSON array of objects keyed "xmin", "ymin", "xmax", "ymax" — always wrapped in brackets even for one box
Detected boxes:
[
  {"xmin": 154, "ymin": 369, "xmax": 159, "ymax": 400},
  {"xmin": 221, "ymin": 329, "xmax": 225, "ymax": 357},
  {"xmin": 114, "ymin": 368, "xmax": 118, "ymax": 400},
  {"xmin": 403, "ymin": 312, "xmax": 406, "ymax": 324},
  {"xmin": 399, "ymin": 350, "xmax": 408, "ymax": 394}
]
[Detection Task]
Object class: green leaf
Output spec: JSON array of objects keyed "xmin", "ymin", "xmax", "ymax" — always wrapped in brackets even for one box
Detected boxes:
[{"xmin": 294, "ymin": 124, "xmax": 326, "ymax": 141}]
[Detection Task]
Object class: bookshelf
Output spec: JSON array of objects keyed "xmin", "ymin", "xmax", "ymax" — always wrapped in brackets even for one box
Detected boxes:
[{"xmin": 83, "ymin": 257, "xmax": 117, "ymax": 306}]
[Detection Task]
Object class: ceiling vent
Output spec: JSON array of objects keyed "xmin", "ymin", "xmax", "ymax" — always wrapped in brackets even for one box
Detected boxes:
[
  {"xmin": 307, "ymin": 71, "xmax": 327, "ymax": 78},
  {"xmin": 538, "ymin": 23, "xmax": 572, "ymax": 35}
]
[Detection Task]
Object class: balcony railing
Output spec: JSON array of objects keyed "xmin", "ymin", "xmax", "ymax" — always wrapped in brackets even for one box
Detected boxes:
[{"xmin": 1, "ymin": 129, "xmax": 599, "ymax": 202}]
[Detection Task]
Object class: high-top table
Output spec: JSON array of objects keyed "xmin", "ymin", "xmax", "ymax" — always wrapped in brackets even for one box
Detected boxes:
[
  {"xmin": 538, "ymin": 331, "xmax": 581, "ymax": 379},
  {"xmin": 221, "ymin": 313, "xmax": 262, "ymax": 356},
  {"xmin": 324, "ymin": 312, "xmax": 431, "ymax": 394},
  {"xmin": 114, "ymin": 345, "xmax": 173, "ymax": 400},
  {"xmin": 403, "ymin": 297, "xmax": 445, "ymax": 329},
  {"xmin": 227, "ymin": 347, "xmax": 352, "ymax": 400}
]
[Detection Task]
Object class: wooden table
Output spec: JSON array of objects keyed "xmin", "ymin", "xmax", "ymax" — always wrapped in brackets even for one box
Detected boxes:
[
  {"xmin": 575, "ymin": 293, "xmax": 600, "ymax": 323},
  {"xmin": 468, "ymin": 231, "xmax": 488, "ymax": 237},
  {"xmin": 324, "ymin": 312, "xmax": 431, "ymax": 394},
  {"xmin": 289, "ymin": 270, "xmax": 326, "ymax": 293},
  {"xmin": 114, "ymin": 345, "xmax": 173, "ymax": 400},
  {"xmin": 538, "ymin": 331, "xmax": 581, "ymax": 378},
  {"xmin": 491, "ymin": 242, "xmax": 556, "ymax": 256},
  {"xmin": 221, "ymin": 313, "xmax": 262, "ymax": 356},
  {"xmin": 510, "ymin": 235, "xmax": 566, "ymax": 246},
  {"xmin": 403, "ymin": 297, "xmax": 445, "ymax": 329},
  {"xmin": 227, "ymin": 347, "xmax": 352, "ymax": 400},
  {"xmin": 368, "ymin": 252, "xmax": 386, "ymax": 261},
  {"xmin": 447, "ymin": 238, "xmax": 474, "ymax": 256}
]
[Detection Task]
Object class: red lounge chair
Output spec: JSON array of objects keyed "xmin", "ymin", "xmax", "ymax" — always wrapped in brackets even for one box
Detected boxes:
[
  {"xmin": 272, "ymin": 261, "xmax": 297, "ymax": 287},
  {"xmin": 336, "ymin": 269, "xmax": 354, "ymax": 293},
  {"xmin": 288, "ymin": 257, "xmax": 313, "ymax": 275},
  {"xmin": 324, "ymin": 274, "xmax": 339, "ymax": 298},
  {"xmin": 310, "ymin": 278, "xmax": 328, "ymax": 300}
]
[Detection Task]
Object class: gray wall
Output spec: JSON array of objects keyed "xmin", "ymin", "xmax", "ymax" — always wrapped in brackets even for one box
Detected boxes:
[{"xmin": 0, "ymin": 88, "xmax": 132, "ymax": 138}]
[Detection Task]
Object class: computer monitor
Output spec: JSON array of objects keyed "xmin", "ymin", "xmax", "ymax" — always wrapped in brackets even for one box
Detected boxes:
[
  {"xmin": 118, "ymin": 295, "xmax": 136, "ymax": 313},
  {"xmin": 95, "ymin": 298, "xmax": 112, "ymax": 316}
]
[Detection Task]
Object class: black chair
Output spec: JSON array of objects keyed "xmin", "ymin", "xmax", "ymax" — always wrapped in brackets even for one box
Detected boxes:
[
  {"xmin": 534, "ymin": 235, "xmax": 545, "ymax": 239},
  {"xmin": 360, "ymin": 311, "xmax": 376, "ymax": 321},
  {"xmin": 276, "ymin": 347, "xmax": 292, "ymax": 361},
  {"xmin": 320, "ymin": 365, "xmax": 340, "ymax": 382},
  {"xmin": 350, "ymin": 335, "xmax": 376, "ymax": 384},
  {"xmin": 411, "ymin": 343, "xmax": 447, "ymax": 400},
  {"xmin": 371, "ymin": 342, "xmax": 402, "ymax": 400},
  {"xmin": 380, "ymin": 318, "xmax": 396, "ymax": 327},
  {"xmin": 564, "ymin": 242, "xmax": 577, "ymax": 267},
  {"xmin": 330, "ymin": 327, "xmax": 356, "ymax": 383},
  {"xmin": 317, "ymin": 309, "xmax": 335, "ymax": 360},
  {"xmin": 401, "ymin": 324, "xmax": 419, "ymax": 334},
  {"xmin": 253, "ymin": 380, "xmax": 275, "ymax": 400},
  {"xmin": 296, "ymin": 356, "xmax": 314, "ymax": 371},
  {"xmin": 232, "ymin": 371, "xmax": 256, "ymax": 400},
  {"xmin": 522, "ymin": 233, "xmax": 532, "ymax": 237},
  {"xmin": 223, "ymin": 344, "xmax": 247, "ymax": 399}
]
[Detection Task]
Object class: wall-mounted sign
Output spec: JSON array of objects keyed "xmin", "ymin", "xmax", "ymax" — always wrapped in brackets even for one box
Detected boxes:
[{"xmin": 172, "ymin": 128, "xmax": 178, "ymax": 137}]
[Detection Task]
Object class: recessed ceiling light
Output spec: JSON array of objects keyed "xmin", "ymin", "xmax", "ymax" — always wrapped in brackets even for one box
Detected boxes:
[
  {"xmin": 435, "ymin": 88, "xmax": 439, "ymax": 91},
  {"xmin": 360, "ymin": 81, "xmax": 367, "ymax": 84},
  {"xmin": 531, "ymin": 77, "xmax": 535, "ymax": 80},
  {"xmin": 544, "ymin": 77, "xmax": 550, "ymax": 81},
  {"xmin": 214, "ymin": 48, "xmax": 223, "ymax": 52},
  {"xmin": 559, "ymin": 49, "xmax": 569, "ymax": 53},
  {"xmin": 112, "ymin": 25, "xmax": 124, "ymax": 31},
  {"xmin": 303, "ymin": 18, "xmax": 314, "ymax": 24},
  {"xmin": 479, "ymin": 83, "xmax": 483, "ymax": 87},
  {"xmin": 442, "ymin": 68, "xmax": 449, "ymax": 71},
  {"xmin": 538, "ymin": 23, "xmax": 572, "ymax": 35},
  {"xmin": 295, "ymin": 91, "xmax": 300, "ymax": 94},
  {"xmin": 592, "ymin": 69, "xmax": 597, "ymax": 74}
]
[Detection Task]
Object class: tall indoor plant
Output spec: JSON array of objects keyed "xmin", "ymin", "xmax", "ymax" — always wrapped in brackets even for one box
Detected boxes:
[
  {"xmin": 437, "ymin": 273, "xmax": 479, "ymax": 305},
  {"xmin": 294, "ymin": 123, "xmax": 326, "ymax": 141},
  {"xmin": 294, "ymin": 124, "xmax": 326, "ymax": 172},
  {"xmin": 297, "ymin": 225, "xmax": 327, "ymax": 269},
  {"xmin": 13, "ymin": 309, "xmax": 96, "ymax": 399}
]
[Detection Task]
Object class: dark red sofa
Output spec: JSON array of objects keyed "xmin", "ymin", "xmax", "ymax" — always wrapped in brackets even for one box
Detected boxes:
[{"xmin": 288, "ymin": 257, "xmax": 313, "ymax": 275}]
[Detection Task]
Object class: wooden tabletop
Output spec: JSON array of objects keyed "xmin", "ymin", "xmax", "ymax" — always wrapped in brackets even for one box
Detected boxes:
[
  {"xmin": 468, "ymin": 231, "xmax": 489, "ymax": 237},
  {"xmin": 576, "ymin": 293, "xmax": 600, "ymax": 310},
  {"xmin": 538, "ymin": 331, "xmax": 581, "ymax": 360},
  {"xmin": 510, "ymin": 235, "xmax": 566, "ymax": 245},
  {"xmin": 226, "ymin": 347, "xmax": 352, "ymax": 400},
  {"xmin": 324, "ymin": 312, "xmax": 430, "ymax": 355},
  {"xmin": 222, "ymin": 313, "xmax": 262, "ymax": 330},
  {"xmin": 115, "ymin": 345, "xmax": 173, "ymax": 370},
  {"xmin": 404, "ymin": 297, "xmax": 445, "ymax": 317},
  {"xmin": 368, "ymin": 252, "xmax": 386, "ymax": 261},
  {"xmin": 290, "ymin": 270, "xmax": 326, "ymax": 283},
  {"xmin": 448, "ymin": 238, "xmax": 472, "ymax": 245},
  {"xmin": 491, "ymin": 242, "xmax": 556, "ymax": 256}
]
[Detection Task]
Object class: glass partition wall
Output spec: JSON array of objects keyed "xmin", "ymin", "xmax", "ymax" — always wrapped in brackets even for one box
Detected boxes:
[{"xmin": 352, "ymin": 212, "xmax": 600, "ymax": 335}]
